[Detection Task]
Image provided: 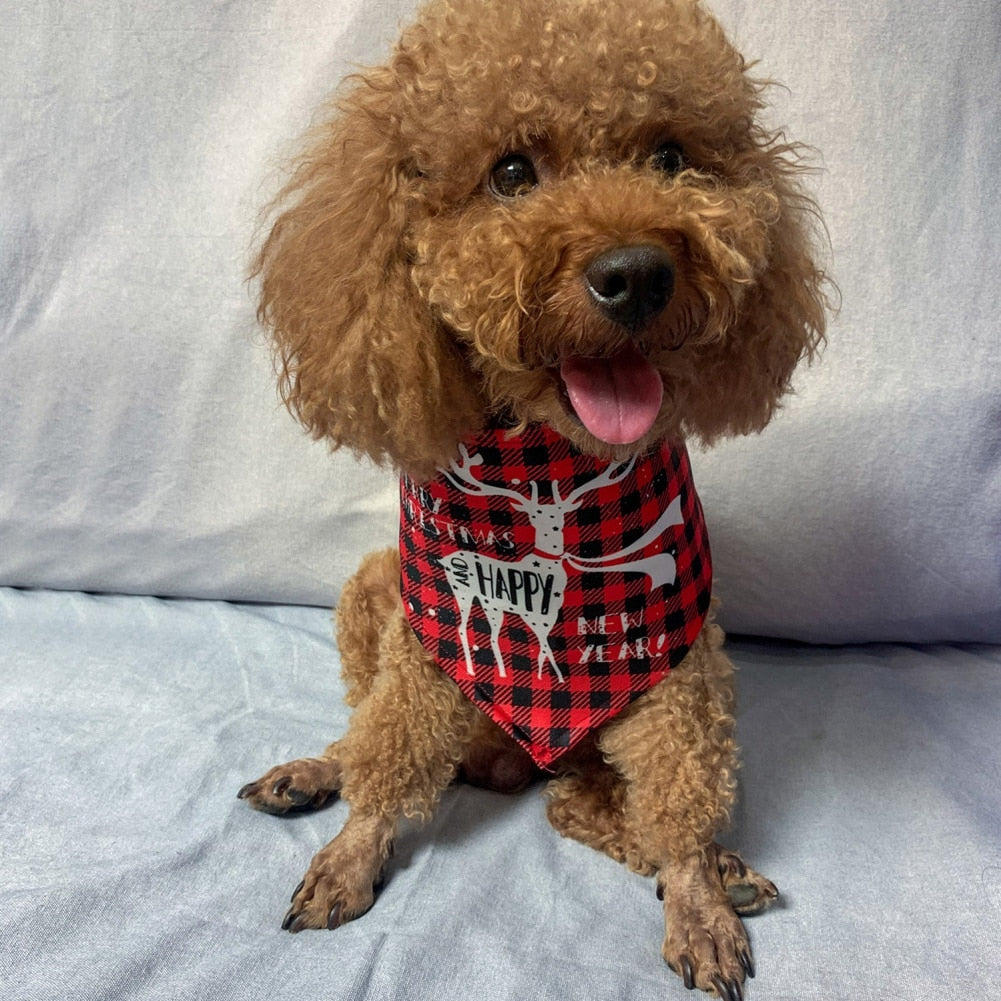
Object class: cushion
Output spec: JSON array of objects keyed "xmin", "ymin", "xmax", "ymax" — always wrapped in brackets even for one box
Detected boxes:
[{"xmin": 1, "ymin": 0, "xmax": 997, "ymax": 643}]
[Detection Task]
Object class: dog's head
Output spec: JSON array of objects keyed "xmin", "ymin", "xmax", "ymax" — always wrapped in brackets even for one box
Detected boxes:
[{"xmin": 255, "ymin": 0, "xmax": 828, "ymax": 479}]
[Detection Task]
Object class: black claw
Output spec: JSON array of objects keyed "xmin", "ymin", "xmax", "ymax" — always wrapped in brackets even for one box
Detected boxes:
[
  {"xmin": 738, "ymin": 948, "xmax": 756, "ymax": 979},
  {"xmin": 327, "ymin": 903, "xmax": 343, "ymax": 930},
  {"xmin": 290, "ymin": 880, "xmax": 305, "ymax": 903},
  {"xmin": 287, "ymin": 789, "xmax": 312, "ymax": 806},
  {"xmin": 710, "ymin": 975, "xmax": 743, "ymax": 1001},
  {"xmin": 680, "ymin": 955, "xmax": 695, "ymax": 990},
  {"xmin": 237, "ymin": 782, "xmax": 259, "ymax": 800},
  {"xmin": 272, "ymin": 776, "xmax": 292, "ymax": 797},
  {"xmin": 656, "ymin": 880, "xmax": 665, "ymax": 901},
  {"xmin": 719, "ymin": 851, "xmax": 747, "ymax": 878},
  {"xmin": 281, "ymin": 906, "xmax": 298, "ymax": 932}
]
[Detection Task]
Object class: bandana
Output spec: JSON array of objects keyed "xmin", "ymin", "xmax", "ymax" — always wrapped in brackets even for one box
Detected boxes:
[{"xmin": 399, "ymin": 421, "xmax": 712, "ymax": 769}]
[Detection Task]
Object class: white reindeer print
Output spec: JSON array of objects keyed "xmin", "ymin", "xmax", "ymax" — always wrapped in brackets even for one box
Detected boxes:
[{"xmin": 437, "ymin": 445, "xmax": 684, "ymax": 682}]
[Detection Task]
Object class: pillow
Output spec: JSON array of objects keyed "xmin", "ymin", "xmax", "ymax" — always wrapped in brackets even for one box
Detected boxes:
[
  {"xmin": 1, "ymin": 0, "xmax": 997, "ymax": 643},
  {"xmin": 0, "ymin": 1, "xmax": 402, "ymax": 607},
  {"xmin": 694, "ymin": 0, "xmax": 1001, "ymax": 643}
]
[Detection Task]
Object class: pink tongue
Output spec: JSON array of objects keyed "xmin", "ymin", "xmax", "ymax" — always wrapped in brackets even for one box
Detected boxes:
[{"xmin": 560, "ymin": 345, "xmax": 664, "ymax": 445}]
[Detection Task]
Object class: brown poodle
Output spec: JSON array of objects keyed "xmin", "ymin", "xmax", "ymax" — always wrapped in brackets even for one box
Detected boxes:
[{"xmin": 238, "ymin": 0, "xmax": 827, "ymax": 996}]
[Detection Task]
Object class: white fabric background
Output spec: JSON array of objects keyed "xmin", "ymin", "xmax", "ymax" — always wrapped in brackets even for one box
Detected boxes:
[
  {"xmin": 1, "ymin": 0, "xmax": 998, "ymax": 643},
  {"xmin": 691, "ymin": 0, "xmax": 1001, "ymax": 643},
  {"xmin": 2, "ymin": 7, "xmax": 1000, "ymax": 1000}
]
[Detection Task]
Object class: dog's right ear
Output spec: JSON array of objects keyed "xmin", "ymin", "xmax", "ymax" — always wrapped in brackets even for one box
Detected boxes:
[{"xmin": 253, "ymin": 72, "xmax": 483, "ymax": 478}]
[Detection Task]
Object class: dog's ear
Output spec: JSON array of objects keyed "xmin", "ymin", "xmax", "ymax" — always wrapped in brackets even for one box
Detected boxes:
[
  {"xmin": 684, "ymin": 167, "xmax": 829, "ymax": 442},
  {"xmin": 253, "ymin": 74, "xmax": 483, "ymax": 478}
]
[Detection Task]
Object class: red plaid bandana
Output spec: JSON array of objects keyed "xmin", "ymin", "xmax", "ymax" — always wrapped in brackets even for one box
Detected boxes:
[{"xmin": 399, "ymin": 421, "xmax": 712, "ymax": 769}]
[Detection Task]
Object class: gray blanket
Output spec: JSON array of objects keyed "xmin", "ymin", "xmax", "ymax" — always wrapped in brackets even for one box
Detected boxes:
[{"xmin": 3, "ymin": 591, "xmax": 1000, "ymax": 999}]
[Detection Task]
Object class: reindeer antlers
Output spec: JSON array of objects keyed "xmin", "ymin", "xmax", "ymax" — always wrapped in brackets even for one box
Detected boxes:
[
  {"xmin": 453, "ymin": 443, "xmax": 481, "ymax": 470},
  {"xmin": 445, "ymin": 443, "xmax": 636, "ymax": 515},
  {"xmin": 443, "ymin": 444, "xmax": 536, "ymax": 509},
  {"xmin": 555, "ymin": 458, "xmax": 636, "ymax": 509}
]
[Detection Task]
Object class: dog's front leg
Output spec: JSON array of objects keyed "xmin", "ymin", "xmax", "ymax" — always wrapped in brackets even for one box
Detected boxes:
[
  {"xmin": 599, "ymin": 620, "xmax": 763, "ymax": 998},
  {"xmin": 282, "ymin": 610, "xmax": 478, "ymax": 932}
]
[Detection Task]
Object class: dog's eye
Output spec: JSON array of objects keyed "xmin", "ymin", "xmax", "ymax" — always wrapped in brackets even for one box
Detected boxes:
[
  {"xmin": 488, "ymin": 154, "xmax": 538, "ymax": 199},
  {"xmin": 650, "ymin": 142, "xmax": 685, "ymax": 176}
]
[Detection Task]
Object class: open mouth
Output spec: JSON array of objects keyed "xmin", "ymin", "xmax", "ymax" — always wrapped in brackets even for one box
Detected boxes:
[{"xmin": 557, "ymin": 342, "xmax": 664, "ymax": 445}]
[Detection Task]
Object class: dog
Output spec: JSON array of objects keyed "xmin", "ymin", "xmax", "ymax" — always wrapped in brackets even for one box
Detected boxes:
[{"xmin": 238, "ymin": 0, "xmax": 827, "ymax": 996}]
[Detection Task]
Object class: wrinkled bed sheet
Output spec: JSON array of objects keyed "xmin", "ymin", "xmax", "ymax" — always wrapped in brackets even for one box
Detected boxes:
[
  {"xmin": 3, "ymin": 0, "xmax": 1000, "ymax": 997},
  {"xmin": 2, "ymin": 588, "xmax": 998, "ymax": 1000}
]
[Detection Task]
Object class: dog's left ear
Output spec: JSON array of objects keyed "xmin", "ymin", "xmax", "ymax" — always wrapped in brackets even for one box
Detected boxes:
[{"xmin": 253, "ymin": 73, "xmax": 483, "ymax": 478}]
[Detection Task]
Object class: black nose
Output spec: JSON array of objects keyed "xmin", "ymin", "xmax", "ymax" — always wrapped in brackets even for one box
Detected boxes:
[{"xmin": 584, "ymin": 244, "xmax": 675, "ymax": 331}]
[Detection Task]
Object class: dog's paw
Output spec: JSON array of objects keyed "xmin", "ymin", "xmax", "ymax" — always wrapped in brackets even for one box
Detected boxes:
[
  {"xmin": 715, "ymin": 847, "xmax": 779, "ymax": 917},
  {"xmin": 282, "ymin": 868, "xmax": 377, "ymax": 933},
  {"xmin": 658, "ymin": 856, "xmax": 756, "ymax": 1000},
  {"xmin": 281, "ymin": 820, "xmax": 392, "ymax": 933},
  {"xmin": 661, "ymin": 903, "xmax": 753, "ymax": 1000},
  {"xmin": 237, "ymin": 755, "xmax": 342, "ymax": 815}
]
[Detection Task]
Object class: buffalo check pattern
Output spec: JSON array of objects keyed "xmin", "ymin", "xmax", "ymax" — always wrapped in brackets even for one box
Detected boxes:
[{"xmin": 400, "ymin": 421, "xmax": 713, "ymax": 769}]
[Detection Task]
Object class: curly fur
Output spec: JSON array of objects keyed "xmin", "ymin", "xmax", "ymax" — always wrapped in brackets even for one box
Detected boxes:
[{"xmin": 242, "ymin": 0, "xmax": 828, "ymax": 994}]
